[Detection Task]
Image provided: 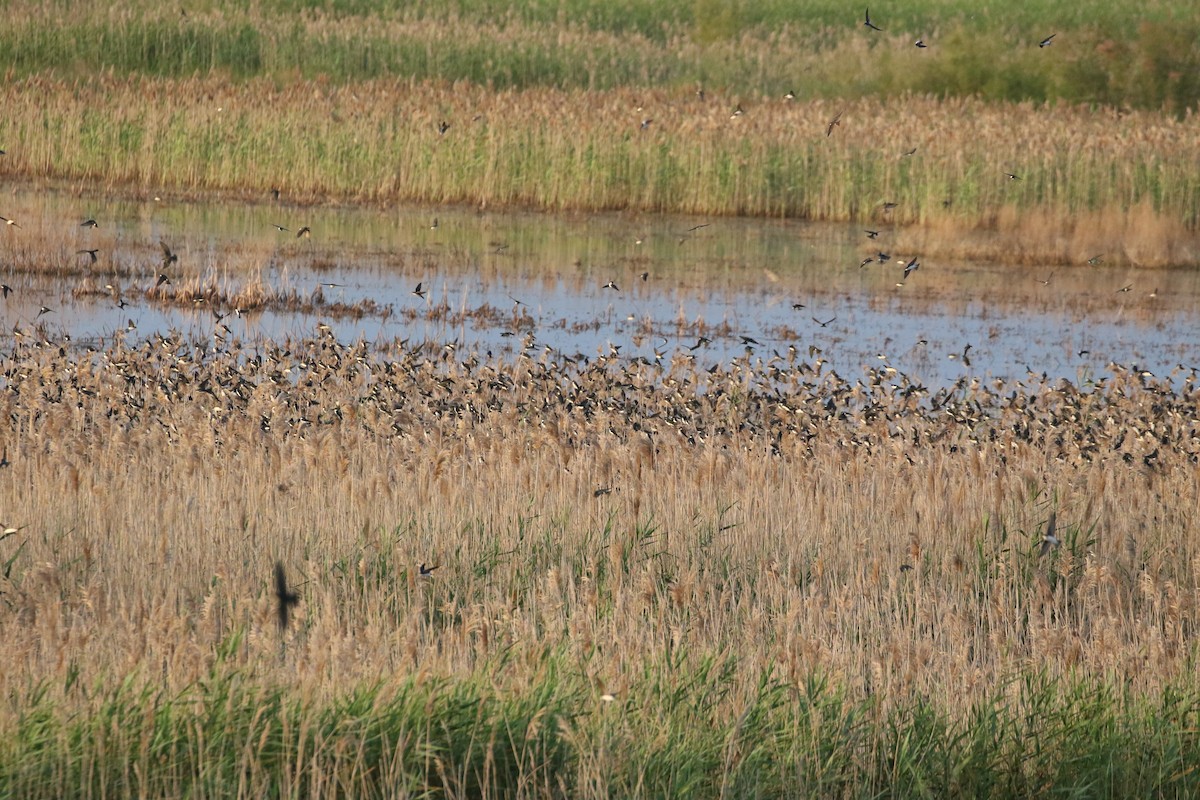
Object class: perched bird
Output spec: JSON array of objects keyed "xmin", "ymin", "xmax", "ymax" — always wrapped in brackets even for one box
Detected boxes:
[
  {"xmin": 430, "ymin": 218, "xmax": 439, "ymax": 230},
  {"xmin": 863, "ymin": 8, "xmax": 882, "ymax": 31},
  {"xmin": 77, "ymin": 249, "xmax": 100, "ymax": 264},
  {"xmin": 412, "ymin": 282, "xmax": 427, "ymax": 299},
  {"xmin": 1039, "ymin": 34, "xmax": 1056, "ymax": 48},
  {"xmin": 826, "ymin": 111, "xmax": 843, "ymax": 137},
  {"xmin": 80, "ymin": 219, "xmax": 99, "ymax": 229},
  {"xmin": 1039, "ymin": 510, "xmax": 1060, "ymax": 556},
  {"xmin": 274, "ymin": 561, "xmax": 300, "ymax": 629}
]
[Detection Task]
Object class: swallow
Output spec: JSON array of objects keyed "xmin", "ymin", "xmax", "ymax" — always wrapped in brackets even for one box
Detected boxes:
[
  {"xmin": 36, "ymin": 306, "xmax": 52, "ymax": 318},
  {"xmin": 688, "ymin": 336, "xmax": 712, "ymax": 351},
  {"xmin": 437, "ymin": 120, "xmax": 450, "ymax": 136},
  {"xmin": 160, "ymin": 241, "xmax": 178, "ymax": 265},
  {"xmin": 791, "ymin": 302, "xmax": 806, "ymax": 309},
  {"xmin": 812, "ymin": 315, "xmax": 836, "ymax": 328},
  {"xmin": 271, "ymin": 224, "xmax": 289, "ymax": 232},
  {"xmin": 962, "ymin": 343, "xmax": 972, "ymax": 367},
  {"xmin": 412, "ymin": 282, "xmax": 426, "ymax": 299},
  {"xmin": 156, "ymin": 273, "xmax": 171, "ymax": 287},
  {"xmin": 0, "ymin": 285, "xmax": 9, "ymax": 298},
  {"xmin": 865, "ymin": 230, "xmax": 879, "ymax": 238},
  {"xmin": 419, "ymin": 562, "xmax": 438, "ymax": 577},
  {"xmin": 882, "ymin": 202, "xmax": 898, "ymax": 210},
  {"xmin": 274, "ymin": 561, "xmax": 300, "ymax": 629},
  {"xmin": 784, "ymin": 89, "xmax": 796, "ymax": 100},
  {"xmin": 915, "ymin": 39, "xmax": 927, "ymax": 48},
  {"xmin": 431, "ymin": 218, "xmax": 439, "ymax": 230},
  {"xmin": 640, "ymin": 118, "xmax": 653, "ymax": 130},
  {"xmin": 593, "ymin": 487, "xmax": 613, "ymax": 497},
  {"xmin": 686, "ymin": 223, "xmax": 711, "ymax": 232},
  {"xmin": 296, "ymin": 226, "xmax": 311, "ymax": 239},
  {"xmin": 902, "ymin": 256, "xmax": 920, "ymax": 280},
  {"xmin": 877, "ymin": 251, "xmax": 891, "ymax": 263},
  {"xmin": 730, "ymin": 104, "xmax": 744, "ymax": 119},
  {"xmin": 77, "ymin": 249, "xmax": 100, "ymax": 263},
  {"xmin": 901, "ymin": 147, "xmax": 917, "ymax": 157},
  {"xmin": 602, "ymin": 280, "xmax": 619, "ymax": 291},
  {"xmin": 640, "ymin": 271, "xmax": 649, "ymax": 281},
  {"xmin": 0, "ymin": 216, "xmax": 20, "ymax": 228},
  {"xmin": 1039, "ymin": 510, "xmax": 1060, "ymax": 556},
  {"xmin": 863, "ymin": 8, "xmax": 882, "ymax": 31},
  {"xmin": 826, "ymin": 111, "xmax": 843, "ymax": 137},
  {"xmin": 1086, "ymin": 254, "xmax": 1104, "ymax": 266},
  {"xmin": 80, "ymin": 219, "xmax": 99, "ymax": 228},
  {"xmin": 1037, "ymin": 272, "xmax": 1053, "ymax": 286},
  {"xmin": 1039, "ymin": 34, "xmax": 1056, "ymax": 48},
  {"xmin": 740, "ymin": 335, "xmax": 761, "ymax": 346},
  {"xmin": 859, "ymin": 257, "xmax": 873, "ymax": 268},
  {"xmin": 1005, "ymin": 172, "xmax": 1021, "ymax": 181}
]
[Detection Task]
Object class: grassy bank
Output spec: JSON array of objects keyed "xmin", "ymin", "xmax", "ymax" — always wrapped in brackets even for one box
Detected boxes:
[
  {"xmin": 0, "ymin": 327, "xmax": 1198, "ymax": 792},
  {"xmin": 1, "ymin": 78, "xmax": 1198, "ymax": 261}
]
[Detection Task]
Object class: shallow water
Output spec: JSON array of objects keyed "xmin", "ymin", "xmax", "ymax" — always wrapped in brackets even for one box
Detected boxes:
[{"xmin": 2, "ymin": 185, "xmax": 1198, "ymax": 388}]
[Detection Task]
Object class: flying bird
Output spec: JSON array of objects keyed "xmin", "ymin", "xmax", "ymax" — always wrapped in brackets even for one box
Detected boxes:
[
  {"xmin": 296, "ymin": 226, "xmax": 311, "ymax": 239},
  {"xmin": 80, "ymin": 219, "xmax": 99, "ymax": 229},
  {"xmin": 419, "ymin": 563, "xmax": 438, "ymax": 577},
  {"xmin": 0, "ymin": 216, "xmax": 20, "ymax": 228},
  {"xmin": 0, "ymin": 285, "xmax": 10, "ymax": 298},
  {"xmin": 155, "ymin": 273, "xmax": 171, "ymax": 287},
  {"xmin": 863, "ymin": 8, "xmax": 882, "ymax": 31},
  {"xmin": 1039, "ymin": 34, "xmax": 1056, "ymax": 48},
  {"xmin": 274, "ymin": 561, "xmax": 300, "ymax": 629},
  {"xmin": 77, "ymin": 249, "xmax": 100, "ymax": 264},
  {"xmin": 915, "ymin": 39, "xmax": 927, "ymax": 48},
  {"xmin": 602, "ymin": 280, "xmax": 619, "ymax": 291},
  {"xmin": 902, "ymin": 256, "xmax": 920, "ymax": 280},
  {"xmin": 730, "ymin": 104, "xmax": 744, "ymax": 119},
  {"xmin": 271, "ymin": 223, "xmax": 289, "ymax": 232},
  {"xmin": 159, "ymin": 241, "xmax": 178, "ymax": 265},
  {"xmin": 412, "ymin": 282, "xmax": 427, "ymax": 299},
  {"xmin": 826, "ymin": 111, "xmax": 843, "ymax": 137},
  {"xmin": 1005, "ymin": 172, "xmax": 1021, "ymax": 181},
  {"xmin": 865, "ymin": 230, "xmax": 879, "ymax": 239},
  {"xmin": 784, "ymin": 89, "xmax": 796, "ymax": 100},
  {"xmin": 812, "ymin": 315, "xmax": 837, "ymax": 328},
  {"xmin": 437, "ymin": 120, "xmax": 450, "ymax": 136},
  {"xmin": 1039, "ymin": 510, "xmax": 1060, "ymax": 556}
]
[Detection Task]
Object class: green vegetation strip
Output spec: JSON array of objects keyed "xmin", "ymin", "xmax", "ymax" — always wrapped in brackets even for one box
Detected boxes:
[{"xmin": 3, "ymin": 645, "xmax": 1198, "ymax": 798}]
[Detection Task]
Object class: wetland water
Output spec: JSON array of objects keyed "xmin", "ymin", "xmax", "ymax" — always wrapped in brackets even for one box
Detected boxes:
[{"xmin": 3, "ymin": 186, "xmax": 1199, "ymax": 387}]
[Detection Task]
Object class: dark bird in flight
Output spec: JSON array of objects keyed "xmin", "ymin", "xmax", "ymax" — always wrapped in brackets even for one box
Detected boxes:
[
  {"xmin": 36, "ymin": 306, "xmax": 52, "ymax": 318},
  {"xmin": 1117, "ymin": 284, "xmax": 1132, "ymax": 293},
  {"xmin": 876, "ymin": 251, "xmax": 891, "ymax": 263},
  {"xmin": 901, "ymin": 147, "xmax": 917, "ymax": 157},
  {"xmin": 740, "ymin": 335, "xmax": 761, "ymax": 346},
  {"xmin": 80, "ymin": 219, "xmax": 98, "ymax": 229},
  {"xmin": 961, "ymin": 343, "xmax": 972, "ymax": 367},
  {"xmin": 688, "ymin": 336, "xmax": 712, "ymax": 351},
  {"xmin": 1005, "ymin": 172, "xmax": 1021, "ymax": 181},
  {"xmin": 865, "ymin": 230, "xmax": 879, "ymax": 239},
  {"xmin": 826, "ymin": 111, "xmax": 843, "ymax": 137},
  {"xmin": 1086, "ymin": 254, "xmax": 1104, "ymax": 266},
  {"xmin": 640, "ymin": 118, "xmax": 653, "ymax": 130},
  {"xmin": 902, "ymin": 256, "xmax": 920, "ymax": 280},
  {"xmin": 431, "ymin": 218, "xmax": 439, "ymax": 230},
  {"xmin": 859, "ymin": 257, "xmax": 873, "ymax": 268},
  {"xmin": 437, "ymin": 120, "xmax": 450, "ymax": 136},
  {"xmin": 812, "ymin": 315, "xmax": 836, "ymax": 328},
  {"xmin": 160, "ymin": 241, "xmax": 178, "ymax": 266},
  {"xmin": 77, "ymin": 249, "xmax": 99, "ymax": 263},
  {"xmin": 419, "ymin": 563, "xmax": 438, "ymax": 577},
  {"xmin": 412, "ymin": 282, "xmax": 427, "ymax": 299},
  {"xmin": 271, "ymin": 223, "xmax": 289, "ymax": 232},
  {"xmin": 882, "ymin": 201, "xmax": 898, "ymax": 210},
  {"xmin": 0, "ymin": 216, "xmax": 20, "ymax": 228},
  {"xmin": 1037, "ymin": 272, "xmax": 1053, "ymax": 286},
  {"xmin": 730, "ymin": 104, "xmax": 744, "ymax": 119},
  {"xmin": 792, "ymin": 302, "xmax": 806, "ymax": 309},
  {"xmin": 685, "ymin": 223, "xmax": 711, "ymax": 233},
  {"xmin": 296, "ymin": 226, "xmax": 311, "ymax": 239},
  {"xmin": 915, "ymin": 39, "xmax": 927, "ymax": 48},
  {"xmin": 784, "ymin": 89, "xmax": 796, "ymax": 100},
  {"xmin": 602, "ymin": 280, "xmax": 619, "ymax": 291},
  {"xmin": 0, "ymin": 285, "xmax": 10, "ymax": 298},
  {"xmin": 863, "ymin": 8, "xmax": 882, "ymax": 31},
  {"xmin": 1039, "ymin": 34, "xmax": 1056, "ymax": 48},
  {"xmin": 274, "ymin": 561, "xmax": 300, "ymax": 630},
  {"xmin": 155, "ymin": 273, "xmax": 171, "ymax": 288}
]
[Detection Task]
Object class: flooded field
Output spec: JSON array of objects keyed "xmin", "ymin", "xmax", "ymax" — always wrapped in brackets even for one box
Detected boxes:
[{"xmin": 2, "ymin": 186, "xmax": 1198, "ymax": 387}]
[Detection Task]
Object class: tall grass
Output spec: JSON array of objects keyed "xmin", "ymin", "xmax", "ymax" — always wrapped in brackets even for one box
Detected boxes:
[
  {"xmin": 2, "ymin": 78, "xmax": 1198, "ymax": 252},
  {"xmin": 0, "ymin": 326, "xmax": 1198, "ymax": 792}
]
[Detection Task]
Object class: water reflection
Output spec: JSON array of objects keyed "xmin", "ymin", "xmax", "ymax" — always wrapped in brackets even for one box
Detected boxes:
[{"xmin": 2, "ymin": 186, "xmax": 1198, "ymax": 387}]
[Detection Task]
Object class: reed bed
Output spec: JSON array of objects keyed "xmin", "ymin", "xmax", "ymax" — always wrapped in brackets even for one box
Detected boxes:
[
  {"xmin": 2, "ymin": 78, "xmax": 1199, "ymax": 264},
  {"xmin": 0, "ymin": 324, "xmax": 1198, "ymax": 795}
]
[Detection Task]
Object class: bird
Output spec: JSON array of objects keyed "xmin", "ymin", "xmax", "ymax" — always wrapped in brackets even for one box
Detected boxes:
[
  {"xmin": 791, "ymin": 302, "xmax": 806, "ymax": 309},
  {"xmin": 1039, "ymin": 510, "xmax": 1060, "ymax": 556},
  {"xmin": 0, "ymin": 285, "xmax": 9, "ymax": 298},
  {"xmin": 915, "ymin": 39, "xmax": 927, "ymax": 48},
  {"xmin": 688, "ymin": 336, "xmax": 712, "ymax": 351},
  {"xmin": 602, "ymin": 280, "xmax": 619, "ymax": 291},
  {"xmin": 865, "ymin": 230, "xmax": 879, "ymax": 239},
  {"xmin": 1039, "ymin": 34, "xmax": 1056, "ymax": 48},
  {"xmin": 0, "ymin": 216, "xmax": 20, "ymax": 228},
  {"xmin": 730, "ymin": 104, "xmax": 744, "ymax": 119},
  {"xmin": 80, "ymin": 219, "xmax": 98, "ymax": 229},
  {"xmin": 155, "ymin": 273, "xmax": 171, "ymax": 287},
  {"xmin": 812, "ymin": 315, "xmax": 836, "ymax": 328},
  {"xmin": 430, "ymin": 218, "xmax": 439, "ymax": 230},
  {"xmin": 437, "ymin": 120, "xmax": 450, "ymax": 136},
  {"xmin": 36, "ymin": 306, "xmax": 52, "ymax": 318},
  {"xmin": 271, "ymin": 223, "xmax": 290, "ymax": 232},
  {"xmin": 1086, "ymin": 254, "xmax": 1104, "ymax": 266},
  {"xmin": 1005, "ymin": 172, "xmax": 1021, "ymax": 181},
  {"xmin": 274, "ymin": 561, "xmax": 300, "ymax": 629},
  {"xmin": 77, "ymin": 249, "xmax": 100, "ymax": 264},
  {"xmin": 412, "ymin": 282, "xmax": 427, "ymax": 299},
  {"xmin": 739, "ymin": 335, "xmax": 761, "ymax": 346},
  {"xmin": 1117, "ymin": 284, "xmax": 1132, "ymax": 293},
  {"xmin": 784, "ymin": 89, "xmax": 796, "ymax": 100},
  {"xmin": 902, "ymin": 256, "xmax": 920, "ymax": 280},
  {"xmin": 419, "ymin": 563, "xmax": 438, "ymax": 577},
  {"xmin": 863, "ymin": 8, "xmax": 882, "ymax": 31},
  {"xmin": 901, "ymin": 147, "xmax": 917, "ymax": 157},
  {"xmin": 160, "ymin": 241, "xmax": 178, "ymax": 266},
  {"xmin": 685, "ymin": 223, "xmax": 711, "ymax": 233},
  {"xmin": 296, "ymin": 226, "xmax": 311, "ymax": 239},
  {"xmin": 859, "ymin": 257, "xmax": 873, "ymax": 268},
  {"xmin": 640, "ymin": 118, "xmax": 653, "ymax": 130},
  {"xmin": 961, "ymin": 343, "xmax": 972, "ymax": 367},
  {"xmin": 826, "ymin": 111, "xmax": 843, "ymax": 137},
  {"xmin": 1037, "ymin": 272, "xmax": 1054, "ymax": 286},
  {"xmin": 882, "ymin": 201, "xmax": 898, "ymax": 210}
]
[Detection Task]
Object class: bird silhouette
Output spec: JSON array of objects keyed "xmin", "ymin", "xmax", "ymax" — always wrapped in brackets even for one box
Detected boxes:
[
  {"xmin": 812, "ymin": 315, "xmax": 836, "ymax": 328},
  {"xmin": 80, "ymin": 219, "xmax": 99, "ymax": 229},
  {"xmin": 274, "ymin": 561, "xmax": 300, "ymax": 629},
  {"xmin": 412, "ymin": 282, "xmax": 427, "ymax": 299},
  {"xmin": 1039, "ymin": 510, "xmax": 1060, "ymax": 556},
  {"xmin": 1039, "ymin": 34, "xmax": 1056, "ymax": 48},
  {"xmin": 296, "ymin": 226, "xmax": 311, "ymax": 239},
  {"xmin": 863, "ymin": 8, "xmax": 882, "ymax": 31},
  {"xmin": 77, "ymin": 249, "xmax": 100, "ymax": 264},
  {"xmin": 826, "ymin": 111, "xmax": 843, "ymax": 137},
  {"xmin": 160, "ymin": 241, "xmax": 178, "ymax": 266}
]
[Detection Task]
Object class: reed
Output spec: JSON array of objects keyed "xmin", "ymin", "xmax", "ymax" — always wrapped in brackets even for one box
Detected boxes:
[
  {"xmin": 2, "ymin": 78, "xmax": 1199, "ymax": 263},
  {"xmin": 0, "ymin": 324, "xmax": 1197, "ymax": 794}
]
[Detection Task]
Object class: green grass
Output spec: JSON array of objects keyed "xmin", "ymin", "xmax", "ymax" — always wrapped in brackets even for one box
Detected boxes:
[
  {"xmin": 0, "ymin": 0, "xmax": 1197, "ymax": 109},
  {"xmin": 4, "ymin": 645, "xmax": 1199, "ymax": 798}
]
